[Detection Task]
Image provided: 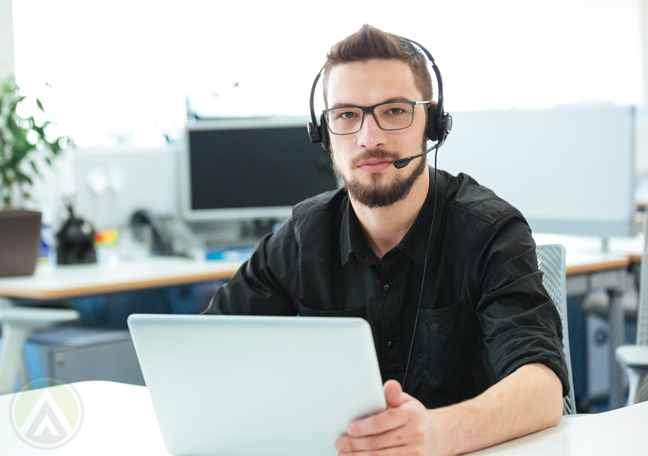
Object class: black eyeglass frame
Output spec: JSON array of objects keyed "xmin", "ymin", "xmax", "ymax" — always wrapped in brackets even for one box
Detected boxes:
[{"xmin": 322, "ymin": 100, "xmax": 431, "ymax": 136}]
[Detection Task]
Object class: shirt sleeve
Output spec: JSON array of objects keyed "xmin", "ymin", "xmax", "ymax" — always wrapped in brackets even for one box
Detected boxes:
[
  {"xmin": 473, "ymin": 216, "xmax": 571, "ymax": 397},
  {"xmin": 203, "ymin": 220, "xmax": 299, "ymax": 316}
]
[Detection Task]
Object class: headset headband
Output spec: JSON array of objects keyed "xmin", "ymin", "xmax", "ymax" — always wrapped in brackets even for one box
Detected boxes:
[{"xmin": 307, "ymin": 36, "xmax": 452, "ymax": 150}]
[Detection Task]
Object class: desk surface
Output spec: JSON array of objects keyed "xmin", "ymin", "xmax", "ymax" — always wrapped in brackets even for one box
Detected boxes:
[
  {"xmin": 0, "ymin": 257, "xmax": 243, "ymax": 300},
  {"xmin": 0, "ymin": 381, "xmax": 646, "ymax": 456},
  {"xmin": 564, "ymin": 251, "xmax": 630, "ymax": 276},
  {"xmin": 0, "ymin": 235, "xmax": 640, "ymax": 300},
  {"xmin": 534, "ymin": 233, "xmax": 644, "ymax": 265}
]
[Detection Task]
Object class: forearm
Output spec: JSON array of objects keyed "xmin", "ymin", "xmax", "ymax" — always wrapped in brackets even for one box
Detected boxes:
[{"xmin": 435, "ymin": 363, "xmax": 564, "ymax": 455}]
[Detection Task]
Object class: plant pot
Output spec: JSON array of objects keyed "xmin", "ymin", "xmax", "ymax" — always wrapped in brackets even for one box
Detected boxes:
[{"xmin": 0, "ymin": 210, "xmax": 42, "ymax": 277}]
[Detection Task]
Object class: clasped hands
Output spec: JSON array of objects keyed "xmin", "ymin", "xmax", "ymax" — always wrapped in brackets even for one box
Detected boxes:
[{"xmin": 335, "ymin": 379, "xmax": 453, "ymax": 456}]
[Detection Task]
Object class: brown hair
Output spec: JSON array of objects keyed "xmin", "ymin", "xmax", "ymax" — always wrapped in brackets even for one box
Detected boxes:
[{"xmin": 322, "ymin": 24, "xmax": 433, "ymax": 107}]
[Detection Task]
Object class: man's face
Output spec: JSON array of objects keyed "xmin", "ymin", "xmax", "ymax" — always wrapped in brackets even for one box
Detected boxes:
[{"xmin": 326, "ymin": 59, "xmax": 429, "ymax": 208}]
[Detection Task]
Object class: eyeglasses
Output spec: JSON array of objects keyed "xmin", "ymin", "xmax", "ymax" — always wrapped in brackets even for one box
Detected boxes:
[{"xmin": 323, "ymin": 101, "xmax": 431, "ymax": 135}]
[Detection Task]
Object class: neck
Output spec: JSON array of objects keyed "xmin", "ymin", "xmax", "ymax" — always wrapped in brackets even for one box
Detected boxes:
[{"xmin": 351, "ymin": 167, "xmax": 430, "ymax": 259}]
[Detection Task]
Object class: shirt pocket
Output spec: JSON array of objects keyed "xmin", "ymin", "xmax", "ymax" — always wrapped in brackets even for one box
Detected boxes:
[
  {"xmin": 295, "ymin": 301, "xmax": 367, "ymax": 319},
  {"xmin": 416, "ymin": 298, "xmax": 474, "ymax": 372}
]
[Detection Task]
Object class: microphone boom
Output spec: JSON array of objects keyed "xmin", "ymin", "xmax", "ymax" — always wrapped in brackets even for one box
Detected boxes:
[{"xmin": 392, "ymin": 145, "xmax": 436, "ymax": 169}]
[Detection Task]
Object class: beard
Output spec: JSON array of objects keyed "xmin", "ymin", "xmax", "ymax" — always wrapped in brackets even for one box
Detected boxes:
[{"xmin": 332, "ymin": 146, "xmax": 428, "ymax": 209}]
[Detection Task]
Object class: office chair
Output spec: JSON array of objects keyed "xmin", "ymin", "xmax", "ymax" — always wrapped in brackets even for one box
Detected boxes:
[
  {"xmin": 0, "ymin": 302, "xmax": 79, "ymax": 394},
  {"xmin": 536, "ymin": 244, "xmax": 577, "ymax": 415},
  {"xmin": 615, "ymin": 218, "xmax": 648, "ymax": 406}
]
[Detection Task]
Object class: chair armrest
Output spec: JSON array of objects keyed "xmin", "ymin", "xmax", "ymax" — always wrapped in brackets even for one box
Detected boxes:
[{"xmin": 616, "ymin": 345, "xmax": 648, "ymax": 372}]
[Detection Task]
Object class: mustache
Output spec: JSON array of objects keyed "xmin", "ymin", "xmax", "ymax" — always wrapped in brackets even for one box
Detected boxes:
[{"xmin": 350, "ymin": 149, "xmax": 401, "ymax": 167}]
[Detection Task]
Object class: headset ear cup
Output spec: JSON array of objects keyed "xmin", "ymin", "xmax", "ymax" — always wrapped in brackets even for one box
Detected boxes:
[
  {"xmin": 320, "ymin": 113, "xmax": 330, "ymax": 150},
  {"xmin": 426, "ymin": 103, "xmax": 440, "ymax": 142}
]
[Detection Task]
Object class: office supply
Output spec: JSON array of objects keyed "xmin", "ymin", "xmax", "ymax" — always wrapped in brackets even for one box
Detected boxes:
[
  {"xmin": 127, "ymin": 314, "xmax": 387, "ymax": 456},
  {"xmin": 56, "ymin": 199, "xmax": 96, "ymax": 265},
  {"xmin": 2, "ymin": 380, "xmax": 648, "ymax": 455},
  {"xmin": 181, "ymin": 116, "xmax": 338, "ymax": 222},
  {"xmin": 441, "ymin": 106, "xmax": 635, "ymax": 237}
]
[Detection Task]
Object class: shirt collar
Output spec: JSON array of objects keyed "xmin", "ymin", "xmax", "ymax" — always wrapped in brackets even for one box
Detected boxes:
[{"xmin": 339, "ymin": 167, "xmax": 446, "ymax": 266}]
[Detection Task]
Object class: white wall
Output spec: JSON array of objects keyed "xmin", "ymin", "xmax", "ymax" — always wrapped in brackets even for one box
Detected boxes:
[{"xmin": 0, "ymin": 0, "xmax": 14, "ymax": 77}]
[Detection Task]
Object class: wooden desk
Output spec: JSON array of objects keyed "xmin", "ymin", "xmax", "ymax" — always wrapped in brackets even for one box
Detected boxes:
[
  {"xmin": 1, "ymin": 381, "xmax": 645, "ymax": 455},
  {"xmin": 565, "ymin": 251, "xmax": 630, "ymax": 276},
  {"xmin": 0, "ymin": 257, "xmax": 243, "ymax": 300}
]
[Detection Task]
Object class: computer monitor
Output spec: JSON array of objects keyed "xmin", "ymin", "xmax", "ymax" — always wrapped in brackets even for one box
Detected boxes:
[{"xmin": 181, "ymin": 116, "xmax": 338, "ymax": 221}]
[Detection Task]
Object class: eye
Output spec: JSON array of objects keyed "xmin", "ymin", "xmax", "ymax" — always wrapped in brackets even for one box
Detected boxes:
[
  {"xmin": 387, "ymin": 107, "xmax": 406, "ymax": 115},
  {"xmin": 338, "ymin": 111, "xmax": 358, "ymax": 120}
]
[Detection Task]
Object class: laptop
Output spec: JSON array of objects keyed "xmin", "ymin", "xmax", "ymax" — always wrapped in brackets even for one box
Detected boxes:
[{"xmin": 127, "ymin": 314, "xmax": 387, "ymax": 456}]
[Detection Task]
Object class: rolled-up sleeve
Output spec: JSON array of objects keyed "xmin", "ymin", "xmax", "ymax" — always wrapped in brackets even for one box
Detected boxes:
[{"xmin": 474, "ymin": 216, "xmax": 570, "ymax": 396}]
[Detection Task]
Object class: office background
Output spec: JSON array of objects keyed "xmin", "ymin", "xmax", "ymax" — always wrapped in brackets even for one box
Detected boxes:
[
  {"xmin": 1, "ymin": 0, "xmax": 648, "ymax": 412},
  {"xmin": 1, "ymin": 0, "xmax": 648, "ymax": 231}
]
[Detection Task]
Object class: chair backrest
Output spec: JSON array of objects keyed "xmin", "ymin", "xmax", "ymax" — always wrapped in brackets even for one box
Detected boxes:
[
  {"xmin": 536, "ymin": 244, "xmax": 577, "ymax": 415},
  {"xmin": 635, "ymin": 217, "xmax": 648, "ymax": 401}
]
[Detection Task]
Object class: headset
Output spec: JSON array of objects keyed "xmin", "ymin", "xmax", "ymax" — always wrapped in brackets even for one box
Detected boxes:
[
  {"xmin": 307, "ymin": 37, "xmax": 452, "ymax": 152},
  {"xmin": 306, "ymin": 36, "xmax": 452, "ymax": 391}
]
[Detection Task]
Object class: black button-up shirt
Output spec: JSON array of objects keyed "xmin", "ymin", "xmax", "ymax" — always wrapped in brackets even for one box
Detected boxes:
[{"xmin": 208, "ymin": 168, "xmax": 570, "ymax": 409}]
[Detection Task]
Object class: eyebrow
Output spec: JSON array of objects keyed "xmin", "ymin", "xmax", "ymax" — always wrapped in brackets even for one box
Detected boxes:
[{"xmin": 329, "ymin": 97, "xmax": 416, "ymax": 109}]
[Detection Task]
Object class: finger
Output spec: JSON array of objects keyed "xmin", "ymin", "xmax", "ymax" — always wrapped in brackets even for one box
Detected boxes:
[
  {"xmin": 383, "ymin": 380, "xmax": 403, "ymax": 408},
  {"xmin": 336, "ymin": 421, "xmax": 425, "ymax": 454},
  {"xmin": 347, "ymin": 406, "xmax": 409, "ymax": 437}
]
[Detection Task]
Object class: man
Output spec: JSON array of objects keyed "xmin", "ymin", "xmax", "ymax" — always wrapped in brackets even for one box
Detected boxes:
[{"xmin": 207, "ymin": 25, "xmax": 569, "ymax": 455}]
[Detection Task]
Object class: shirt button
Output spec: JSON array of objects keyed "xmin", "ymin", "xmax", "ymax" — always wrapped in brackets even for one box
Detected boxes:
[
  {"xmin": 383, "ymin": 284, "xmax": 390, "ymax": 291},
  {"xmin": 387, "ymin": 340, "xmax": 393, "ymax": 347}
]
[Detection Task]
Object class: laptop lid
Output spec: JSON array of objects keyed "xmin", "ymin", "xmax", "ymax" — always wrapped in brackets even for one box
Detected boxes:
[{"xmin": 128, "ymin": 314, "xmax": 386, "ymax": 456}]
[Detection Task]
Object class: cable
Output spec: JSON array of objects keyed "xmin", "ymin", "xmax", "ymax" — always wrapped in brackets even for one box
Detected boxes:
[{"xmin": 402, "ymin": 145, "xmax": 440, "ymax": 390}]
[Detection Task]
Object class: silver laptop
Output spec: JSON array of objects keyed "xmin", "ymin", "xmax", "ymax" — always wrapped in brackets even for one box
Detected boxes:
[{"xmin": 127, "ymin": 314, "xmax": 386, "ymax": 456}]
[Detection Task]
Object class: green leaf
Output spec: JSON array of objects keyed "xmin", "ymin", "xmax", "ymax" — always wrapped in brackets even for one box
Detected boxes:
[
  {"xmin": 29, "ymin": 160, "xmax": 40, "ymax": 176},
  {"xmin": 36, "ymin": 98, "xmax": 44, "ymax": 112}
]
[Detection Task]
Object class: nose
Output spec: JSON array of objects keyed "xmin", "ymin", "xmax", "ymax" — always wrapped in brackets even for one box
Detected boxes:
[{"xmin": 356, "ymin": 111, "xmax": 387, "ymax": 149}]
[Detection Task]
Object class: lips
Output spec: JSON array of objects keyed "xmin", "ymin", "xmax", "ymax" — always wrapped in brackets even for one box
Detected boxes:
[
  {"xmin": 357, "ymin": 159, "xmax": 392, "ymax": 173},
  {"xmin": 357, "ymin": 158, "xmax": 392, "ymax": 167},
  {"xmin": 351, "ymin": 150, "xmax": 400, "ymax": 173}
]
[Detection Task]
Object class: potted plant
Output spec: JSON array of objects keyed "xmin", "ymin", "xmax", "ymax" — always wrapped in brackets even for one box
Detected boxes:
[{"xmin": 0, "ymin": 76, "xmax": 68, "ymax": 276}]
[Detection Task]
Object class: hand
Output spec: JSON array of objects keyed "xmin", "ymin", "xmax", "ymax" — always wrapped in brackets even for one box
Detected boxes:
[{"xmin": 334, "ymin": 380, "xmax": 452, "ymax": 456}]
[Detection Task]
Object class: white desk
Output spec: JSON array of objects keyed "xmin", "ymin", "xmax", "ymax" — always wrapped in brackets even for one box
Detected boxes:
[{"xmin": 1, "ymin": 381, "xmax": 645, "ymax": 455}]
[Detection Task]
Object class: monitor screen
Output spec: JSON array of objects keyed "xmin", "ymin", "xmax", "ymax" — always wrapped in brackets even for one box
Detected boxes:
[{"xmin": 182, "ymin": 117, "xmax": 338, "ymax": 221}]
